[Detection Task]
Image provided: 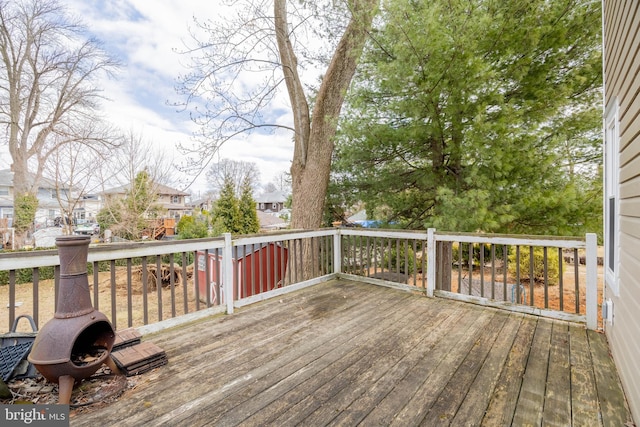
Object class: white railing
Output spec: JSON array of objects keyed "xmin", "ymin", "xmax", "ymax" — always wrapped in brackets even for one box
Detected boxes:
[
  {"xmin": 0, "ymin": 228, "xmax": 600, "ymax": 332},
  {"xmin": 430, "ymin": 231, "xmax": 598, "ymax": 329}
]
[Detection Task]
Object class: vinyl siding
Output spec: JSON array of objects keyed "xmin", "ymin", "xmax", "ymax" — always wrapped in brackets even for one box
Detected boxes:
[{"xmin": 604, "ymin": 0, "xmax": 640, "ymax": 422}]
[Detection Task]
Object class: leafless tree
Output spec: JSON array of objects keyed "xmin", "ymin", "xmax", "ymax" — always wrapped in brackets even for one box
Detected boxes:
[
  {"xmin": 175, "ymin": 0, "xmax": 378, "ymax": 230},
  {"xmin": 0, "ymin": 0, "xmax": 119, "ymax": 246},
  {"xmin": 263, "ymin": 170, "xmax": 291, "ymax": 195},
  {"xmin": 43, "ymin": 123, "xmax": 122, "ymax": 234},
  {"xmin": 205, "ymin": 158, "xmax": 261, "ymax": 198}
]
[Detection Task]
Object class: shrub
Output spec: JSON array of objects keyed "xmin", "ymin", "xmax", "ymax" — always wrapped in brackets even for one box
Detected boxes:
[
  {"xmin": 177, "ymin": 215, "xmax": 209, "ymax": 239},
  {"xmin": 508, "ymin": 246, "xmax": 560, "ymax": 286},
  {"xmin": 382, "ymin": 241, "xmax": 417, "ymax": 274},
  {"xmin": 451, "ymin": 242, "xmax": 506, "ymax": 267}
]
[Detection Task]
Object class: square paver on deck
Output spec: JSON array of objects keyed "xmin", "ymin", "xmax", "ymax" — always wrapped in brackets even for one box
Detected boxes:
[{"xmin": 71, "ymin": 280, "xmax": 633, "ymax": 426}]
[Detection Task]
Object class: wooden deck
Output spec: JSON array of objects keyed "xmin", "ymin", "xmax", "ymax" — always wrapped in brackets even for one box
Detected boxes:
[{"xmin": 71, "ymin": 280, "xmax": 633, "ymax": 426}]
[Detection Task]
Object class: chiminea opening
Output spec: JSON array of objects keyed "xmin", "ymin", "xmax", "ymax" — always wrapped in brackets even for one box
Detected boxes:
[
  {"xmin": 28, "ymin": 235, "xmax": 117, "ymax": 404},
  {"xmin": 71, "ymin": 321, "xmax": 113, "ymax": 366}
]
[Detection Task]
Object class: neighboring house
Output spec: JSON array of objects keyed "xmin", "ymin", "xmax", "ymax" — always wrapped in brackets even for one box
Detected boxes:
[
  {"xmin": 256, "ymin": 191, "xmax": 288, "ymax": 213},
  {"xmin": 603, "ymin": 1, "xmax": 640, "ymax": 422},
  {"xmin": 74, "ymin": 194, "xmax": 102, "ymax": 224},
  {"xmin": 101, "ymin": 182, "xmax": 191, "ymax": 220},
  {"xmin": 0, "ymin": 168, "xmax": 72, "ymax": 228},
  {"xmin": 188, "ymin": 196, "xmax": 214, "ymax": 213}
]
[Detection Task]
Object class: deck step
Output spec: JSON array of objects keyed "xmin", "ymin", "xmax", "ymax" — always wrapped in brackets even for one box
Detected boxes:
[{"xmin": 111, "ymin": 341, "xmax": 167, "ymax": 376}]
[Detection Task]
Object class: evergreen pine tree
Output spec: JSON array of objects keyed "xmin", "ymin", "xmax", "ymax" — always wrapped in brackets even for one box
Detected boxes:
[
  {"xmin": 334, "ymin": 0, "xmax": 602, "ymax": 236},
  {"xmin": 238, "ymin": 176, "xmax": 260, "ymax": 234},
  {"xmin": 213, "ymin": 176, "xmax": 242, "ymax": 233}
]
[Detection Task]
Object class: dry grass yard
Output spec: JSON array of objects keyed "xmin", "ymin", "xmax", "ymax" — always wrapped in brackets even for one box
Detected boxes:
[{"xmin": 0, "ymin": 269, "xmax": 202, "ymax": 333}]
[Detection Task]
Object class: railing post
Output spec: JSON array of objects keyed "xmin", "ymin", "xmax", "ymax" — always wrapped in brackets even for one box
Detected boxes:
[
  {"xmin": 586, "ymin": 233, "xmax": 597, "ymax": 330},
  {"xmin": 427, "ymin": 228, "xmax": 436, "ymax": 297},
  {"xmin": 333, "ymin": 229, "xmax": 342, "ymax": 275},
  {"xmin": 223, "ymin": 233, "xmax": 234, "ymax": 315}
]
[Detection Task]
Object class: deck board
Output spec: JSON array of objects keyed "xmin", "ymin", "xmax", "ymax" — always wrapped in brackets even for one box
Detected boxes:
[
  {"xmin": 70, "ymin": 280, "xmax": 634, "ymax": 427},
  {"xmin": 419, "ymin": 312, "xmax": 509, "ymax": 426},
  {"xmin": 588, "ymin": 329, "xmax": 633, "ymax": 426},
  {"xmin": 569, "ymin": 324, "xmax": 602, "ymax": 427},
  {"xmin": 512, "ymin": 317, "xmax": 552, "ymax": 426},
  {"xmin": 543, "ymin": 321, "xmax": 572, "ymax": 427},
  {"xmin": 450, "ymin": 312, "xmax": 523, "ymax": 426},
  {"xmin": 481, "ymin": 315, "xmax": 537, "ymax": 426}
]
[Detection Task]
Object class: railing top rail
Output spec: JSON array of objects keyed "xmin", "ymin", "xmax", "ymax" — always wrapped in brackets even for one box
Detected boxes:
[
  {"xmin": 0, "ymin": 236, "xmax": 226, "ymax": 270},
  {"xmin": 338, "ymin": 228, "xmax": 428, "ymax": 240},
  {"xmin": 234, "ymin": 229, "xmax": 336, "ymax": 246},
  {"xmin": 0, "ymin": 228, "xmax": 593, "ymax": 272},
  {"xmin": 435, "ymin": 231, "xmax": 587, "ymax": 248}
]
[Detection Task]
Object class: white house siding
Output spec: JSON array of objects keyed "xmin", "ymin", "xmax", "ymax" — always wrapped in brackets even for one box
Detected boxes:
[{"xmin": 603, "ymin": 0, "xmax": 640, "ymax": 422}]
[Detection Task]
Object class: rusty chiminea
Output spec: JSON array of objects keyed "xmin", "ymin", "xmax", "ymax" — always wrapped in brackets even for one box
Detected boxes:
[{"xmin": 28, "ymin": 235, "xmax": 116, "ymax": 404}]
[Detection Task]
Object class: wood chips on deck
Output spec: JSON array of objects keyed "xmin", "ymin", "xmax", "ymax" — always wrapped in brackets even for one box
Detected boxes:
[{"xmin": 71, "ymin": 280, "xmax": 633, "ymax": 426}]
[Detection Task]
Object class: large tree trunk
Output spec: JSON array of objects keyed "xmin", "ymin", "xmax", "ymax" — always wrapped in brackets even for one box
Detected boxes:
[{"xmin": 275, "ymin": 0, "xmax": 378, "ymax": 231}]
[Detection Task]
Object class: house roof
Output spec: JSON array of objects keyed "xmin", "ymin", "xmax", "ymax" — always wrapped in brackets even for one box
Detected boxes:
[
  {"xmin": 256, "ymin": 191, "xmax": 288, "ymax": 204},
  {"xmin": 102, "ymin": 182, "xmax": 190, "ymax": 196},
  {"xmin": 257, "ymin": 210, "xmax": 289, "ymax": 229},
  {"xmin": 0, "ymin": 169, "xmax": 62, "ymax": 190}
]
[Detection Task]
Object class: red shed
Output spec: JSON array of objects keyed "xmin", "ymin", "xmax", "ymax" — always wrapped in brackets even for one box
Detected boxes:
[{"xmin": 196, "ymin": 243, "xmax": 288, "ymax": 304}]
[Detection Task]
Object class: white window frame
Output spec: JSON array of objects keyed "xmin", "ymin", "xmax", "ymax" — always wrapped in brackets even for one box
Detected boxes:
[{"xmin": 604, "ymin": 98, "xmax": 620, "ymax": 296}]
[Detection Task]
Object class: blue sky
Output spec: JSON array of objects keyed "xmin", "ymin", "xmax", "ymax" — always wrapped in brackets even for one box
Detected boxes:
[{"xmin": 0, "ymin": 0, "xmax": 295, "ymax": 195}]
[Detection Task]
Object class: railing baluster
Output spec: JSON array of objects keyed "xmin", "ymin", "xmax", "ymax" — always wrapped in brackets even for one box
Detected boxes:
[
  {"xmin": 490, "ymin": 244, "xmax": 496, "ymax": 300},
  {"xmin": 480, "ymin": 245, "xmax": 485, "ymax": 298},
  {"xmin": 458, "ymin": 242, "xmax": 463, "ymax": 294},
  {"xmin": 110, "ymin": 260, "xmax": 116, "ymax": 330},
  {"xmin": 412, "ymin": 240, "xmax": 418, "ymax": 288},
  {"xmin": 9, "ymin": 270, "xmax": 16, "ymax": 330},
  {"xmin": 373, "ymin": 237, "xmax": 378, "ymax": 276},
  {"xmin": 360, "ymin": 236, "xmax": 365, "ymax": 276},
  {"xmin": 142, "ymin": 257, "xmax": 149, "ymax": 325},
  {"xmin": 468, "ymin": 243, "xmax": 473, "ymax": 295},
  {"xmin": 182, "ymin": 252, "xmax": 189, "ymax": 314},
  {"xmin": 204, "ymin": 249, "xmax": 210, "ymax": 307},
  {"xmin": 396, "ymin": 239, "xmax": 401, "ymax": 277},
  {"xmin": 127, "ymin": 258, "xmax": 133, "ymax": 328},
  {"xmin": 169, "ymin": 253, "xmax": 176, "ymax": 318},
  {"xmin": 156, "ymin": 255, "xmax": 162, "ymax": 322},
  {"xmin": 529, "ymin": 246, "xmax": 534, "ymax": 306},
  {"xmin": 92, "ymin": 261, "xmax": 99, "ymax": 311},
  {"xmin": 515, "ymin": 246, "xmax": 521, "ymax": 304},
  {"xmin": 543, "ymin": 247, "xmax": 549, "ymax": 309},
  {"xmin": 32, "ymin": 268, "xmax": 39, "ymax": 328},
  {"xmin": 214, "ymin": 248, "xmax": 221, "ymax": 305},
  {"xmin": 503, "ymin": 245, "xmax": 508, "ymax": 302},
  {"xmin": 574, "ymin": 248, "xmax": 580, "ymax": 314},
  {"xmin": 558, "ymin": 248, "xmax": 564, "ymax": 311},
  {"xmin": 268, "ymin": 240, "xmax": 273, "ymax": 290},
  {"xmin": 194, "ymin": 251, "xmax": 201, "ymax": 311}
]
